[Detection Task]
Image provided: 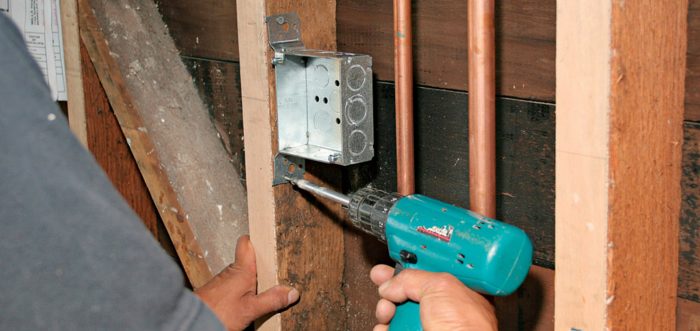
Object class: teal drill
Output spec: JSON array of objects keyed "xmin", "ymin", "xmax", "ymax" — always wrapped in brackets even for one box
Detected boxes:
[{"xmin": 289, "ymin": 179, "xmax": 533, "ymax": 331}]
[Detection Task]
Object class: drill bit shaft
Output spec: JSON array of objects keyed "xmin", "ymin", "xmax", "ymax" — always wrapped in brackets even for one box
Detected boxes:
[{"xmin": 287, "ymin": 178, "xmax": 352, "ymax": 206}]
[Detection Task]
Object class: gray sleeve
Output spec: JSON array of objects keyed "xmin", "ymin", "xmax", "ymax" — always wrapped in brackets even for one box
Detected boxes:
[{"xmin": 0, "ymin": 13, "xmax": 225, "ymax": 331}]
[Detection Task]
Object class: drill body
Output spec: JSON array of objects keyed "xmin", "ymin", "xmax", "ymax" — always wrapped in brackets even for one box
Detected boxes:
[
  {"xmin": 347, "ymin": 187, "xmax": 532, "ymax": 296},
  {"xmin": 346, "ymin": 187, "xmax": 532, "ymax": 330},
  {"xmin": 290, "ymin": 181, "xmax": 533, "ymax": 330}
]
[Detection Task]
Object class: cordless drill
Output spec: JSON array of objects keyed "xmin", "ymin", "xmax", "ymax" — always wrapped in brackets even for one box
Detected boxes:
[{"xmin": 289, "ymin": 179, "xmax": 533, "ymax": 331}]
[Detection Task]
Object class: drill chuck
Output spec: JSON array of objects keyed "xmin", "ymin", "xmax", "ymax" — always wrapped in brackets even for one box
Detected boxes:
[
  {"xmin": 347, "ymin": 187, "xmax": 401, "ymax": 242},
  {"xmin": 288, "ymin": 179, "xmax": 400, "ymax": 242}
]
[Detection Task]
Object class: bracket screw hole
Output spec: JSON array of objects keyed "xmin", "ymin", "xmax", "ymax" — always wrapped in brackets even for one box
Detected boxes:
[
  {"xmin": 323, "ymin": 97, "xmax": 328, "ymax": 104},
  {"xmin": 335, "ymin": 80, "xmax": 340, "ymax": 87},
  {"xmin": 336, "ymin": 118, "xmax": 341, "ymax": 124},
  {"xmin": 315, "ymin": 96, "xmax": 320, "ymax": 102}
]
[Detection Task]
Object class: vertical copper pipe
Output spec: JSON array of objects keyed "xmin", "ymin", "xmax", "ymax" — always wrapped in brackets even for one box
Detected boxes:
[
  {"xmin": 468, "ymin": 0, "xmax": 496, "ymax": 218},
  {"xmin": 394, "ymin": 0, "xmax": 415, "ymax": 195}
]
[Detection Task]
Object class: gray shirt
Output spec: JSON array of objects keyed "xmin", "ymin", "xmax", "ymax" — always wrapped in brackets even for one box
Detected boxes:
[{"xmin": 0, "ymin": 13, "xmax": 224, "ymax": 330}]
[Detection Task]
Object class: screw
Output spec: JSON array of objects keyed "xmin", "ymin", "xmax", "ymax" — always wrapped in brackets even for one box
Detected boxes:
[
  {"xmin": 328, "ymin": 153, "xmax": 341, "ymax": 163},
  {"xmin": 276, "ymin": 17, "xmax": 285, "ymax": 24}
]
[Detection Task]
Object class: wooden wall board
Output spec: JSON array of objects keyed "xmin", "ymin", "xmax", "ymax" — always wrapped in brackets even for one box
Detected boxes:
[
  {"xmin": 494, "ymin": 266, "xmax": 554, "ymax": 331},
  {"xmin": 156, "ymin": 0, "xmax": 700, "ymax": 121},
  {"xmin": 79, "ymin": 0, "xmax": 249, "ymax": 288},
  {"xmin": 155, "ymin": 0, "xmax": 239, "ymax": 62},
  {"xmin": 680, "ymin": 298, "xmax": 700, "ymax": 331},
  {"xmin": 687, "ymin": 0, "xmax": 700, "ymax": 122},
  {"xmin": 182, "ymin": 57, "xmax": 246, "ymax": 179},
  {"xmin": 681, "ymin": 122, "xmax": 700, "ymax": 302},
  {"xmin": 342, "ymin": 229, "xmax": 393, "ymax": 331},
  {"xmin": 336, "ymin": 0, "xmax": 556, "ymax": 102},
  {"xmin": 236, "ymin": 0, "xmax": 346, "ymax": 330}
]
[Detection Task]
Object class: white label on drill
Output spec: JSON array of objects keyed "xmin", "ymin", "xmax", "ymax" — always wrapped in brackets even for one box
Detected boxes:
[{"xmin": 416, "ymin": 225, "xmax": 454, "ymax": 242}]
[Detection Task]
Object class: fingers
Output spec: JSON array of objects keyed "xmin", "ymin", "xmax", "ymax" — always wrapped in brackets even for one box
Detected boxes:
[
  {"xmin": 375, "ymin": 298, "xmax": 396, "ymax": 324},
  {"xmin": 248, "ymin": 285, "xmax": 300, "ymax": 318},
  {"xmin": 234, "ymin": 235, "xmax": 256, "ymax": 275},
  {"xmin": 379, "ymin": 270, "xmax": 460, "ymax": 304},
  {"xmin": 370, "ymin": 264, "xmax": 395, "ymax": 286},
  {"xmin": 373, "ymin": 324, "xmax": 389, "ymax": 331}
]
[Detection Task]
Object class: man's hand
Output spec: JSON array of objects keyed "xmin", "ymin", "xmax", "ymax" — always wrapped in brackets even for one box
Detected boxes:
[
  {"xmin": 370, "ymin": 264, "xmax": 497, "ymax": 331},
  {"xmin": 195, "ymin": 236, "xmax": 300, "ymax": 331}
]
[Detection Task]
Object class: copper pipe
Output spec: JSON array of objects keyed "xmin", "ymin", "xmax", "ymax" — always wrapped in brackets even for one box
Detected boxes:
[
  {"xmin": 394, "ymin": 0, "xmax": 415, "ymax": 195},
  {"xmin": 468, "ymin": 0, "xmax": 496, "ymax": 218}
]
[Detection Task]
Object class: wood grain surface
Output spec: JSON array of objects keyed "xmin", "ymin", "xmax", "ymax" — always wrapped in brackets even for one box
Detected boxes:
[
  {"xmin": 156, "ymin": 0, "xmax": 239, "ymax": 61},
  {"xmin": 606, "ymin": 0, "xmax": 687, "ymax": 328},
  {"xmin": 236, "ymin": 0, "xmax": 346, "ymax": 330},
  {"xmin": 680, "ymin": 123, "xmax": 700, "ymax": 302},
  {"xmin": 687, "ymin": 1, "xmax": 700, "ymax": 121},
  {"xmin": 158, "ymin": 0, "xmax": 700, "ymax": 120},
  {"xmin": 81, "ymin": 41, "xmax": 161, "ymax": 240},
  {"xmin": 80, "ymin": 0, "xmax": 249, "ymax": 288},
  {"xmin": 60, "ymin": 0, "xmax": 87, "ymax": 146},
  {"xmin": 182, "ymin": 57, "xmax": 246, "ymax": 179}
]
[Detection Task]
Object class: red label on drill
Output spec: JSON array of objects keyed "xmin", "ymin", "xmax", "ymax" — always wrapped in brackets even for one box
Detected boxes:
[{"xmin": 416, "ymin": 225, "xmax": 454, "ymax": 242}]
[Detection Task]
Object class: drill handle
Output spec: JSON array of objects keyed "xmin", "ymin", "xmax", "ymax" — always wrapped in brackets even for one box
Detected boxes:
[{"xmin": 388, "ymin": 264, "xmax": 424, "ymax": 331}]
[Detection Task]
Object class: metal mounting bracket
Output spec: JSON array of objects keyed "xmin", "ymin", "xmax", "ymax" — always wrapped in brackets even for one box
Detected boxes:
[
  {"xmin": 265, "ymin": 12, "xmax": 374, "ymax": 166},
  {"xmin": 273, "ymin": 154, "xmax": 305, "ymax": 186},
  {"xmin": 265, "ymin": 13, "xmax": 304, "ymax": 64}
]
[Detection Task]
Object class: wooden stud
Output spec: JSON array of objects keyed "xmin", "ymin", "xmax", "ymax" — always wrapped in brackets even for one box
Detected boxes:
[
  {"xmin": 556, "ymin": 0, "xmax": 687, "ymax": 329},
  {"xmin": 60, "ymin": 0, "xmax": 87, "ymax": 147},
  {"xmin": 78, "ymin": 0, "xmax": 249, "ymax": 288},
  {"xmin": 237, "ymin": 1, "xmax": 346, "ymax": 330}
]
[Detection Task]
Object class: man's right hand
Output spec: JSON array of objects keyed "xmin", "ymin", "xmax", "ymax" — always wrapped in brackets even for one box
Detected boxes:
[{"xmin": 370, "ymin": 264, "xmax": 497, "ymax": 331}]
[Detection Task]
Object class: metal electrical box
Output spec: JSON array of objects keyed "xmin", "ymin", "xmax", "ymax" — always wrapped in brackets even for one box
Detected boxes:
[{"xmin": 267, "ymin": 13, "xmax": 374, "ymax": 166}]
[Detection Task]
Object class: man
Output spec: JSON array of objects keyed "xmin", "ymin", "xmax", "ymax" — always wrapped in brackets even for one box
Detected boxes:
[{"xmin": 0, "ymin": 13, "xmax": 495, "ymax": 331}]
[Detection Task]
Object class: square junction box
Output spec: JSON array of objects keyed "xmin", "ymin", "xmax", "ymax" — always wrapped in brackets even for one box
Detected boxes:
[{"xmin": 267, "ymin": 13, "xmax": 374, "ymax": 166}]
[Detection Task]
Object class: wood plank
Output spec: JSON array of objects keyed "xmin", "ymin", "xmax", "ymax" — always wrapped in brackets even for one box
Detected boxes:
[
  {"xmin": 606, "ymin": 0, "xmax": 687, "ymax": 328},
  {"xmin": 681, "ymin": 122, "xmax": 700, "ymax": 302},
  {"xmin": 556, "ymin": 0, "xmax": 687, "ymax": 329},
  {"xmin": 155, "ymin": 0, "xmax": 700, "ymax": 122},
  {"xmin": 494, "ymin": 266, "xmax": 554, "ymax": 331},
  {"xmin": 236, "ymin": 1, "xmax": 346, "ymax": 330},
  {"xmin": 182, "ymin": 57, "xmax": 245, "ymax": 178},
  {"xmin": 81, "ymin": 41, "xmax": 160, "ymax": 237},
  {"xmin": 342, "ymin": 231, "xmax": 392, "ymax": 331},
  {"xmin": 61, "ymin": 0, "xmax": 87, "ymax": 147},
  {"xmin": 687, "ymin": 0, "xmax": 700, "ymax": 121},
  {"xmin": 155, "ymin": 0, "xmax": 239, "ymax": 62},
  {"xmin": 337, "ymin": 0, "xmax": 556, "ymax": 102},
  {"xmin": 79, "ymin": 0, "xmax": 248, "ymax": 288},
  {"xmin": 680, "ymin": 298, "xmax": 700, "ymax": 331}
]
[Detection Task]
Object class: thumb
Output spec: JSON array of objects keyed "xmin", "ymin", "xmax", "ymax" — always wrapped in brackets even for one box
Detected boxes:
[
  {"xmin": 234, "ymin": 235, "xmax": 256, "ymax": 275},
  {"xmin": 249, "ymin": 285, "xmax": 300, "ymax": 318}
]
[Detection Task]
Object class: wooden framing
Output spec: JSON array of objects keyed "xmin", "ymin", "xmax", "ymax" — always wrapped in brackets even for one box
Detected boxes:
[
  {"xmin": 60, "ymin": 0, "xmax": 87, "ymax": 146},
  {"xmin": 78, "ymin": 0, "xmax": 249, "ymax": 288},
  {"xmin": 66, "ymin": 0, "xmax": 700, "ymax": 329},
  {"xmin": 556, "ymin": 1, "xmax": 688, "ymax": 329},
  {"xmin": 236, "ymin": 1, "xmax": 346, "ymax": 330}
]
